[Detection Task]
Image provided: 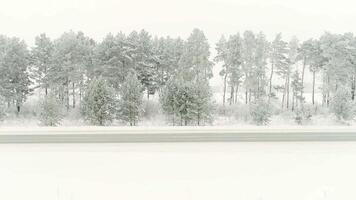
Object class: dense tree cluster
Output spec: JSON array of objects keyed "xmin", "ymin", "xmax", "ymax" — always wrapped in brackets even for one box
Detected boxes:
[
  {"xmin": 1, "ymin": 29, "xmax": 356, "ymax": 126},
  {"xmin": 215, "ymin": 31, "xmax": 356, "ymax": 122}
]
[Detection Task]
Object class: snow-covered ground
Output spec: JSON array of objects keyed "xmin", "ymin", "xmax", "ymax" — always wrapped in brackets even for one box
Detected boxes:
[{"xmin": 1, "ymin": 142, "xmax": 356, "ymax": 200}]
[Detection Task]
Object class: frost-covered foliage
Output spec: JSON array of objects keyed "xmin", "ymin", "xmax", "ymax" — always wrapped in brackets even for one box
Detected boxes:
[
  {"xmin": 0, "ymin": 96, "xmax": 6, "ymax": 121},
  {"xmin": 250, "ymin": 99, "xmax": 272, "ymax": 125},
  {"xmin": 160, "ymin": 77, "xmax": 214, "ymax": 126},
  {"xmin": 294, "ymin": 106, "xmax": 312, "ymax": 125},
  {"xmin": 81, "ymin": 78, "xmax": 117, "ymax": 126},
  {"xmin": 39, "ymin": 94, "xmax": 64, "ymax": 126},
  {"xmin": 117, "ymin": 70, "xmax": 143, "ymax": 126},
  {"xmin": 330, "ymin": 87, "xmax": 356, "ymax": 121}
]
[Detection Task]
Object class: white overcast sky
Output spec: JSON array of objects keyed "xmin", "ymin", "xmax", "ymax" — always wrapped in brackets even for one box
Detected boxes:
[{"xmin": 0, "ymin": 0, "xmax": 355, "ymax": 46}]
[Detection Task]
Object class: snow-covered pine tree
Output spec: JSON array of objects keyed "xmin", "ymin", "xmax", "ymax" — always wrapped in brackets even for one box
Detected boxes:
[
  {"xmin": 160, "ymin": 73, "xmax": 214, "ymax": 126},
  {"xmin": 241, "ymin": 31, "xmax": 256, "ymax": 104},
  {"xmin": 81, "ymin": 77, "xmax": 116, "ymax": 126},
  {"xmin": 330, "ymin": 86, "xmax": 356, "ymax": 121},
  {"xmin": 254, "ymin": 32, "xmax": 270, "ymax": 100},
  {"xmin": 190, "ymin": 79, "xmax": 214, "ymax": 125},
  {"xmin": 214, "ymin": 35, "xmax": 229, "ymax": 105},
  {"xmin": 281, "ymin": 36, "xmax": 299, "ymax": 109},
  {"xmin": 31, "ymin": 33, "xmax": 54, "ymax": 96},
  {"xmin": 51, "ymin": 31, "xmax": 93, "ymax": 110},
  {"xmin": 291, "ymin": 70, "xmax": 304, "ymax": 111},
  {"xmin": 94, "ymin": 33, "xmax": 133, "ymax": 90},
  {"xmin": 250, "ymin": 98, "xmax": 272, "ymax": 125},
  {"xmin": 0, "ymin": 36, "xmax": 32, "ymax": 115},
  {"xmin": 269, "ymin": 33, "xmax": 288, "ymax": 100},
  {"xmin": 178, "ymin": 28, "xmax": 213, "ymax": 81},
  {"xmin": 117, "ymin": 70, "xmax": 144, "ymax": 126},
  {"xmin": 128, "ymin": 30, "xmax": 158, "ymax": 99},
  {"xmin": 39, "ymin": 94, "xmax": 64, "ymax": 126}
]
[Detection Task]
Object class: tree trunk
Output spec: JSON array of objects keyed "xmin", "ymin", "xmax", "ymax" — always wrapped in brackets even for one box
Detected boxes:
[
  {"xmin": 351, "ymin": 75, "xmax": 355, "ymax": 100},
  {"xmin": 269, "ymin": 63, "xmax": 274, "ymax": 101},
  {"xmin": 286, "ymin": 75, "xmax": 290, "ymax": 109},
  {"xmin": 230, "ymin": 85, "xmax": 234, "ymax": 105},
  {"xmin": 245, "ymin": 90, "xmax": 248, "ymax": 104},
  {"xmin": 66, "ymin": 79, "xmax": 70, "ymax": 111},
  {"xmin": 282, "ymin": 78, "xmax": 288, "ymax": 109},
  {"xmin": 234, "ymin": 85, "xmax": 238, "ymax": 104},
  {"xmin": 312, "ymin": 70, "xmax": 316, "ymax": 105},
  {"xmin": 72, "ymin": 82, "xmax": 75, "ymax": 108},
  {"xmin": 300, "ymin": 58, "xmax": 306, "ymax": 102},
  {"xmin": 222, "ymin": 74, "xmax": 227, "ymax": 106}
]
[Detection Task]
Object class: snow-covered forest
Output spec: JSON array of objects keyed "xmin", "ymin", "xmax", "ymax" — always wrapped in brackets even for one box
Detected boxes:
[{"xmin": 0, "ymin": 29, "xmax": 356, "ymax": 126}]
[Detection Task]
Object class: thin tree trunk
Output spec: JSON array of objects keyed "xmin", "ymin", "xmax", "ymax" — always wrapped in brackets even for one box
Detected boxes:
[
  {"xmin": 66, "ymin": 79, "xmax": 70, "ymax": 111},
  {"xmin": 312, "ymin": 70, "xmax": 316, "ymax": 105},
  {"xmin": 222, "ymin": 74, "xmax": 227, "ymax": 106},
  {"xmin": 282, "ymin": 78, "xmax": 287, "ymax": 109},
  {"xmin": 234, "ymin": 85, "xmax": 238, "ymax": 104},
  {"xmin": 351, "ymin": 75, "xmax": 355, "ymax": 100},
  {"xmin": 245, "ymin": 90, "xmax": 248, "ymax": 104},
  {"xmin": 286, "ymin": 75, "xmax": 290, "ymax": 109},
  {"xmin": 269, "ymin": 63, "xmax": 274, "ymax": 100},
  {"xmin": 72, "ymin": 82, "xmax": 75, "ymax": 108},
  {"xmin": 300, "ymin": 58, "xmax": 306, "ymax": 102},
  {"xmin": 230, "ymin": 85, "xmax": 234, "ymax": 105}
]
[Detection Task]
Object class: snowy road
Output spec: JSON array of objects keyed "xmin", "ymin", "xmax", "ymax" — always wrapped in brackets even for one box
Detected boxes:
[{"xmin": 0, "ymin": 127, "xmax": 356, "ymax": 143}]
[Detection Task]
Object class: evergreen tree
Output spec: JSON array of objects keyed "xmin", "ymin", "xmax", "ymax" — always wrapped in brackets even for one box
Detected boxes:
[
  {"xmin": 0, "ymin": 36, "xmax": 32, "ymax": 115},
  {"xmin": 291, "ymin": 71, "xmax": 304, "ymax": 111},
  {"xmin": 178, "ymin": 28, "xmax": 213, "ymax": 81},
  {"xmin": 250, "ymin": 98, "xmax": 272, "ymax": 125},
  {"xmin": 241, "ymin": 31, "xmax": 256, "ymax": 104},
  {"xmin": 51, "ymin": 31, "xmax": 94, "ymax": 110},
  {"xmin": 215, "ymin": 35, "xmax": 229, "ymax": 105},
  {"xmin": 254, "ymin": 32, "xmax": 270, "ymax": 99},
  {"xmin": 269, "ymin": 33, "xmax": 288, "ymax": 100},
  {"xmin": 81, "ymin": 78, "xmax": 116, "ymax": 126},
  {"xmin": 160, "ymin": 74, "xmax": 214, "ymax": 126},
  {"xmin": 94, "ymin": 33, "xmax": 133, "ymax": 90},
  {"xmin": 128, "ymin": 30, "xmax": 157, "ymax": 99},
  {"xmin": 330, "ymin": 86, "xmax": 356, "ymax": 120},
  {"xmin": 117, "ymin": 70, "xmax": 144, "ymax": 126},
  {"xmin": 31, "ymin": 33, "xmax": 54, "ymax": 96},
  {"xmin": 39, "ymin": 94, "xmax": 64, "ymax": 126}
]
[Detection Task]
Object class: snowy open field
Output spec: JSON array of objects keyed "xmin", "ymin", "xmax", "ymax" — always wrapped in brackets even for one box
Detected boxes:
[{"xmin": 1, "ymin": 142, "xmax": 356, "ymax": 200}]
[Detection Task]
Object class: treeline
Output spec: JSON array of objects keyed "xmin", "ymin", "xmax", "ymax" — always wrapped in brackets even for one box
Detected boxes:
[
  {"xmin": 0, "ymin": 29, "xmax": 214, "ymax": 126},
  {"xmin": 0, "ymin": 29, "xmax": 356, "ymax": 126},
  {"xmin": 215, "ymin": 31, "xmax": 356, "ymax": 123}
]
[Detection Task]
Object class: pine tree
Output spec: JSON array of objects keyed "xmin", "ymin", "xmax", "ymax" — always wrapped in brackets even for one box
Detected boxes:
[
  {"xmin": 51, "ymin": 31, "xmax": 94, "ymax": 110},
  {"xmin": 128, "ymin": 30, "xmax": 157, "ymax": 99},
  {"xmin": 250, "ymin": 98, "xmax": 272, "ymax": 125},
  {"xmin": 178, "ymin": 28, "xmax": 213, "ymax": 81},
  {"xmin": 81, "ymin": 78, "xmax": 116, "ymax": 126},
  {"xmin": 269, "ymin": 33, "xmax": 288, "ymax": 100},
  {"xmin": 215, "ymin": 35, "xmax": 229, "ymax": 105},
  {"xmin": 94, "ymin": 33, "xmax": 133, "ymax": 90},
  {"xmin": 330, "ymin": 86, "xmax": 356, "ymax": 120},
  {"xmin": 31, "ymin": 33, "xmax": 54, "ymax": 96},
  {"xmin": 160, "ymin": 74, "xmax": 214, "ymax": 126},
  {"xmin": 291, "ymin": 71, "xmax": 304, "ymax": 111},
  {"xmin": 117, "ymin": 70, "xmax": 144, "ymax": 126},
  {"xmin": 0, "ymin": 36, "xmax": 32, "ymax": 115},
  {"xmin": 39, "ymin": 94, "xmax": 64, "ymax": 126},
  {"xmin": 254, "ymin": 32, "xmax": 270, "ymax": 100},
  {"xmin": 241, "ymin": 31, "xmax": 256, "ymax": 104}
]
